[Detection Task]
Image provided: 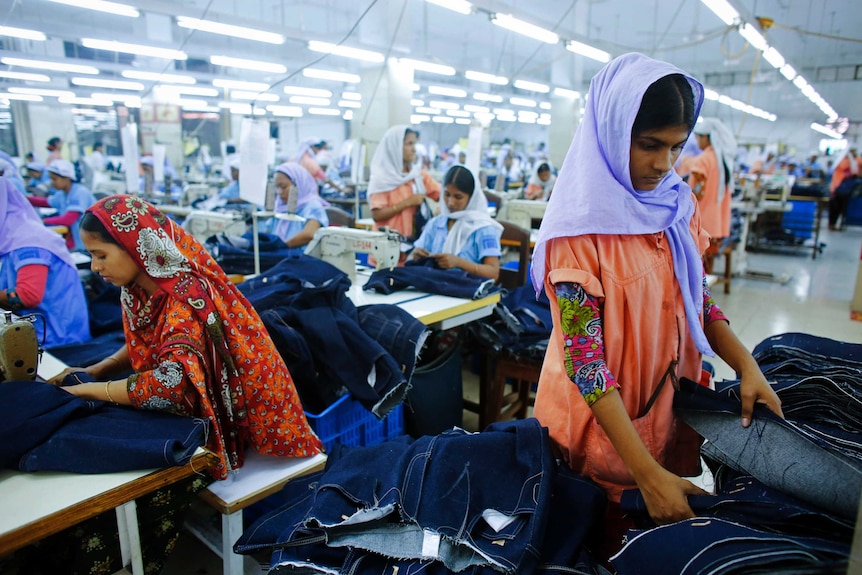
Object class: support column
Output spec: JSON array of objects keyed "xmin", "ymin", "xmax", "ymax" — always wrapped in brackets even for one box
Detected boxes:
[{"xmin": 349, "ymin": 59, "xmax": 414, "ymax": 162}]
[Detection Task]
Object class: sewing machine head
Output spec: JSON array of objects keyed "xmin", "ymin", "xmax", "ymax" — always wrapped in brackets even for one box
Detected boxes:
[
  {"xmin": 182, "ymin": 211, "xmax": 249, "ymax": 243},
  {"xmin": 304, "ymin": 227, "xmax": 402, "ymax": 282},
  {"xmin": 0, "ymin": 312, "xmax": 40, "ymax": 382},
  {"xmin": 502, "ymin": 199, "xmax": 548, "ymax": 230}
]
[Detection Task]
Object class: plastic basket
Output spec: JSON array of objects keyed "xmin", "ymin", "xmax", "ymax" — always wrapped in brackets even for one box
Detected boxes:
[{"xmin": 305, "ymin": 393, "xmax": 404, "ymax": 452}]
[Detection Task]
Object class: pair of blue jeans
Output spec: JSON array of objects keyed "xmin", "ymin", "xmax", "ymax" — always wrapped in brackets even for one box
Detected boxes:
[{"xmin": 364, "ymin": 258, "xmax": 499, "ymax": 300}]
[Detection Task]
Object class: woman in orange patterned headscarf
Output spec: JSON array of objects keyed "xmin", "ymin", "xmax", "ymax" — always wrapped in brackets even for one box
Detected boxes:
[{"xmin": 52, "ymin": 195, "xmax": 322, "ymax": 479}]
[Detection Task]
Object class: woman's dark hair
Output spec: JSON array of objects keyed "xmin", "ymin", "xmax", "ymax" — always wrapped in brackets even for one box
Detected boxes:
[
  {"xmin": 537, "ymin": 162, "xmax": 551, "ymax": 174},
  {"xmin": 47, "ymin": 137, "xmax": 61, "ymax": 148},
  {"xmin": 444, "ymin": 165, "xmax": 475, "ymax": 196},
  {"xmin": 632, "ymin": 74, "xmax": 696, "ymax": 136},
  {"xmin": 80, "ymin": 211, "xmax": 119, "ymax": 245},
  {"xmin": 404, "ymin": 128, "xmax": 420, "ymax": 140}
]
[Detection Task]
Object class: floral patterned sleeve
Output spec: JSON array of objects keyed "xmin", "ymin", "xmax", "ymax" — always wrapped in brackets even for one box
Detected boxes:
[
  {"xmin": 702, "ymin": 272, "xmax": 728, "ymax": 324},
  {"xmin": 555, "ymin": 282, "xmax": 620, "ymax": 406}
]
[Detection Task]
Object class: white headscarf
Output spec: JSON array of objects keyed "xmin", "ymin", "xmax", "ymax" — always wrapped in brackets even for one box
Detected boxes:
[
  {"xmin": 832, "ymin": 147, "xmax": 858, "ymax": 176},
  {"xmin": 527, "ymin": 162, "xmax": 556, "ymax": 200},
  {"xmin": 694, "ymin": 117, "xmax": 737, "ymax": 203},
  {"xmin": 440, "ymin": 165, "xmax": 502, "ymax": 255},
  {"xmin": 293, "ymin": 138, "xmax": 321, "ymax": 163},
  {"xmin": 367, "ymin": 125, "xmax": 425, "ymax": 196}
]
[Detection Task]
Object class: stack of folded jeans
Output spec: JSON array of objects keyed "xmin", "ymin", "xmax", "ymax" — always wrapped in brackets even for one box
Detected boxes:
[{"xmin": 234, "ymin": 419, "xmax": 611, "ymax": 575}]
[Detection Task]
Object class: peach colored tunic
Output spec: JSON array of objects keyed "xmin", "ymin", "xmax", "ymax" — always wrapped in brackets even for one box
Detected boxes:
[
  {"xmin": 534, "ymin": 200, "xmax": 710, "ymax": 502},
  {"xmin": 299, "ymin": 152, "xmax": 326, "ymax": 183},
  {"xmin": 369, "ymin": 170, "xmax": 441, "ymax": 239},
  {"xmin": 689, "ymin": 145, "xmax": 731, "ymax": 238}
]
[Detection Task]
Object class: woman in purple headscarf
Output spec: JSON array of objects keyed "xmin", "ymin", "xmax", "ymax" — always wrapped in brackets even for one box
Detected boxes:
[
  {"xmin": 264, "ymin": 161, "xmax": 329, "ymax": 249},
  {"xmin": 530, "ymin": 53, "xmax": 783, "ymax": 554},
  {"xmin": 0, "ymin": 178, "xmax": 90, "ymax": 347}
]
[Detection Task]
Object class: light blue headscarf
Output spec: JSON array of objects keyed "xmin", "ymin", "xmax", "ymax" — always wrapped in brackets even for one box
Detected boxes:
[{"xmin": 531, "ymin": 53, "xmax": 713, "ymax": 355}]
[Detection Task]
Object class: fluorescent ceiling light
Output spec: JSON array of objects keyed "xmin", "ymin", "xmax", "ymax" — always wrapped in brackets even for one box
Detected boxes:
[
  {"xmin": 308, "ymin": 107, "xmax": 342, "ymax": 116},
  {"xmin": 58, "ymin": 96, "xmax": 113, "ymax": 106},
  {"xmin": 510, "ymin": 97, "xmax": 536, "ymax": 107},
  {"xmin": 428, "ymin": 100, "xmax": 459, "ymax": 110},
  {"xmin": 779, "ymin": 64, "xmax": 797, "ymax": 81},
  {"xmin": 176, "ymin": 99, "xmax": 210, "ymax": 108},
  {"xmin": 811, "ymin": 122, "xmax": 842, "ymax": 139},
  {"xmin": 792, "ymin": 76, "xmax": 808, "ymax": 90},
  {"xmin": 156, "ymin": 85, "xmax": 219, "ymax": 97},
  {"xmin": 230, "ymin": 91, "xmax": 279, "ymax": 102},
  {"xmin": 410, "ymin": 99, "xmax": 424, "ymax": 106},
  {"xmin": 537, "ymin": 117, "xmax": 551, "ymax": 125},
  {"xmin": 566, "ymin": 40, "xmax": 610, "ymax": 63},
  {"xmin": 46, "ymin": 0, "xmax": 139, "ymax": 17},
  {"xmin": 122, "ymin": 70, "xmax": 195, "ymax": 84},
  {"xmin": 491, "ymin": 13, "xmax": 558, "ymax": 44},
  {"xmin": 428, "ymin": 85, "xmax": 467, "ymax": 98},
  {"xmin": 700, "ymin": 0, "xmax": 739, "ymax": 25},
  {"xmin": 303, "ymin": 68, "xmax": 361, "ymax": 84},
  {"xmin": 284, "ymin": 86, "xmax": 332, "ymax": 98},
  {"xmin": 474, "ymin": 112, "xmax": 495, "ymax": 123},
  {"xmin": 517, "ymin": 116, "xmax": 537, "ymax": 124},
  {"xmin": 496, "ymin": 115, "xmax": 516, "ymax": 122},
  {"xmin": 0, "ymin": 71, "xmax": 50, "ymax": 82},
  {"xmin": 464, "ymin": 70, "xmax": 508, "ymax": 85},
  {"xmin": 0, "ymin": 26, "xmax": 47, "ymax": 41},
  {"xmin": 8, "ymin": 87, "xmax": 75, "ymax": 98},
  {"xmin": 411, "ymin": 83, "xmax": 420, "ymax": 91},
  {"xmin": 493, "ymin": 108, "xmax": 515, "ymax": 115},
  {"xmin": 176, "ymin": 16, "xmax": 283, "ymax": 44},
  {"xmin": 338, "ymin": 100, "xmax": 361, "ymax": 108},
  {"xmin": 1, "ymin": 57, "xmax": 99, "ymax": 74},
  {"xmin": 513, "ymin": 79, "xmax": 550, "ymax": 93},
  {"xmin": 399, "ymin": 58, "xmax": 456, "ymax": 76},
  {"xmin": 424, "ymin": 0, "xmax": 472, "ymax": 16},
  {"xmin": 266, "ymin": 105, "xmax": 303, "ymax": 117},
  {"xmin": 415, "ymin": 107, "xmax": 441, "ymax": 114},
  {"xmin": 446, "ymin": 109, "xmax": 471, "ymax": 117},
  {"xmin": 738, "ymin": 23, "xmax": 767, "ymax": 51},
  {"xmin": 411, "ymin": 114, "xmax": 431, "ymax": 123},
  {"xmin": 213, "ymin": 79, "xmax": 270, "ymax": 92},
  {"xmin": 455, "ymin": 118, "xmax": 471, "ymax": 125},
  {"xmin": 553, "ymin": 87, "xmax": 580, "ymax": 99},
  {"xmin": 473, "ymin": 92, "xmax": 503, "ymax": 103},
  {"xmin": 342, "ymin": 91, "xmax": 361, "ymax": 100},
  {"xmin": 763, "ymin": 47, "xmax": 785, "ymax": 69},
  {"xmin": 308, "ymin": 41, "xmax": 384, "ymax": 63},
  {"xmin": 81, "ymin": 38, "xmax": 187, "ymax": 60},
  {"xmin": 343, "ymin": 110, "xmax": 354, "ymax": 120},
  {"xmin": 432, "ymin": 116, "xmax": 454, "ymax": 123},
  {"xmin": 539, "ymin": 102, "xmax": 551, "ymax": 110},
  {"xmin": 218, "ymin": 101, "xmax": 251, "ymax": 113},
  {"xmin": 0, "ymin": 93, "xmax": 44, "ymax": 102},
  {"xmin": 463, "ymin": 104, "xmax": 488, "ymax": 113},
  {"xmin": 210, "ymin": 55, "xmax": 286, "ymax": 74},
  {"xmin": 71, "ymin": 77, "xmax": 144, "ymax": 90},
  {"xmin": 289, "ymin": 96, "xmax": 330, "ymax": 106},
  {"xmin": 703, "ymin": 88, "xmax": 720, "ymax": 100},
  {"xmin": 91, "ymin": 92, "xmax": 141, "ymax": 103}
]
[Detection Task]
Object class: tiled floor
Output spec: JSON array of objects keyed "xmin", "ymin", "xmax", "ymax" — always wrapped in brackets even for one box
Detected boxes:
[{"xmin": 162, "ymin": 220, "xmax": 862, "ymax": 574}]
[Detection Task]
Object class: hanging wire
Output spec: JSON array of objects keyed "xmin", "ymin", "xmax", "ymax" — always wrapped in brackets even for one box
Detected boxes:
[{"xmin": 771, "ymin": 22, "xmax": 862, "ymax": 44}]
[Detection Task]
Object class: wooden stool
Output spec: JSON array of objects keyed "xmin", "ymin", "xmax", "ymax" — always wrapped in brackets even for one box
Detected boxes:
[{"xmin": 467, "ymin": 350, "xmax": 540, "ymax": 430}]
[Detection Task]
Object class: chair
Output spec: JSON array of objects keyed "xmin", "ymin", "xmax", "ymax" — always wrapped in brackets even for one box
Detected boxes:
[
  {"xmin": 325, "ymin": 206, "xmax": 355, "ymax": 228},
  {"xmin": 497, "ymin": 221, "xmax": 530, "ymax": 289}
]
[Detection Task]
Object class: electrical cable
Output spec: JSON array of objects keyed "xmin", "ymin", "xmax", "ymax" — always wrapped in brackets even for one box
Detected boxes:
[{"xmin": 771, "ymin": 22, "xmax": 862, "ymax": 44}]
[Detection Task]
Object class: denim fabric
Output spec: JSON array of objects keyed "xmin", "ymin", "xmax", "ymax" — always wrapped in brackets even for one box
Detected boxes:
[
  {"xmin": 238, "ymin": 255, "xmax": 353, "ymax": 313},
  {"xmin": 206, "ymin": 232, "xmax": 299, "ymax": 275},
  {"xmin": 610, "ymin": 518, "xmax": 850, "ymax": 575},
  {"xmin": 357, "ymin": 304, "xmax": 429, "ymax": 388},
  {"xmin": 468, "ymin": 284, "xmax": 553, "ymax": 359},
  {"xmin": 47, "ymin": 330, "xmax": 128, "ymax": 370},
  {"xmin": 620, "ymin": 474, "xmax": 854, "ymax": 541},
  {"xmin": 0, "ymin": 381, "xmax": 207, "ymax": 473},
  {"xmin": 674, "ymin": 378, "xmax": 862, "ymax": 519},
  {"xmin": 364, "ymin": 258, "xmax": 500, "ymax": 300}
]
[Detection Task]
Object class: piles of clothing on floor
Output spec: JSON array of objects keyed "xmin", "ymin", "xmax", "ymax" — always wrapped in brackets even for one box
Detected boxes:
[
  {"xmin": 611, "ymin": 332, "xmax": 859, "ymax": 574},
  {"xmin": 234, "ymin": 419, "xmax": 611, "ymax": 575}
]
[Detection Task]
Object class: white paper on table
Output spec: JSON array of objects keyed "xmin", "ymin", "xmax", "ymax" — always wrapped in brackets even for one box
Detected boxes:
[{"xmin": 239, "ymin": 118, "xmax": 271, "ymax": 207}]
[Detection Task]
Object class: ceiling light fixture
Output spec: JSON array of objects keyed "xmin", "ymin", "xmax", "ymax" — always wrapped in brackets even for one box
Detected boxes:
[
  {"xmin": 428, "ymin": 100, "xmax": 460, "ymax": 110},
  {"xmin": 58, "ymin": 96, "xmax": 113, "ymax": 106},
  {"xmin": 71, "ymin": 77, "xmax": 144, "ymax": 90},
  {"xmin": 779, "ymin": 64, "xmax": 797, "ymax": 81},
  {"xmin": 8, "ymin": 87, "xmax": 75, "ymax": 98},
  {"xmin": 455, "ymin": 118, "xmax": 472, "ymax": 125},
  {"xmin": 738, "ymin": 23, "xmax": 767, "ymax": 51},
  {"xmin": 539, "ymin": 102, "xmax": 551, "ymax": 110},
  {"xmin": 446, "ymin": 109, "xmax": 470, "ymax": 117},
  {"xmin": 428, "ymin": 85, "xmax": 467, "ymax": 98},
  {"xmin": 0, "ymin": 71, "xmax": 51, "ymax": 82},
  {"xmin": 176, "ymin": 16, "xmax": 283, "ymax": 44},
  {"xmin": 0, "ymin": 26, "xmax": 47, "ymax": 41},
  {"xmin": 338, "ymin": 100, "xmax": 361, "ymax": 108},
  {"xmin": 399, "ymin": 58, "xmax": 456, "ymax": 76},
  {"xmin": 303, "ymin": 68, "xmax": 361, "ymax": 84},
  {"xmin": 565, "ymin": 40, "xmax": 610, "ymax": 63},
  {"xmin": 411, "ymin": 114, "xmax": 431, "ymax": 124},
  {"xmin": 473, "ymin": 92, "xmax": 503, "ymax": 103},
  {"xmin": 1, "ymin": 57, "xmax": 99, "ymax": 75},
  {"xmin": 810, "ymin": 122, "xmax": 842, "ymax": 139},
  {"xmin": 81, "ymin": 38, "xmax": 187, "ymax": 60},
  {"xmin": 308, "ymin": 41, "xmax": 384, "ymax": 63},
  {"xmin": 553, "ymin": 87, "xmax": 580, "ymax": 99},
  {"xmin": 289, "ymin": 96, "xmax": 331, "ymax": 106},
  {"xmin": 230, "ymin": 91, "xmax": 279, "ymax": 102},
  {"xmin": 464, "ymin": 70, "xmax": 508, "ymax": 85},
  {"xmin": 410, "ymin": 99, "xmax": 424, "ymax": 106},
  {"xmin": 432, "ymin": 116, "xmax": 454, "ymax": 124},
  {"xmin": 509, "ymin": 97, "xmax": 537, "ymax": 107},
  {"xmin": 308, "ymin": 107, "xmax": 342, "ymax": 116},
  {"xmin": 415, "ymin": 107, "xmax": 441, "ymax": 115},
  {"xmin": 700, "ymin": 0, "xmax": 740, "ymax": 25},
  {"xmin": 513, "ymin": 79, "xmax": 549, "ymax": 93},
  {"xmin": 284, "ymin": 86, "xmax": 332, "ymax": 98},
  {"xmin": 156, "ymin": 85, "xmax": 219, "ymax": 97},
  {"xmin": 122, "ymin": 70, "xmax": 195, "ymax": 84},
  {"xmin": 46, "ymin": 0, "xmax": 139, "ymax": 18},
  {"xmin": 424, "ymin": 0, "xmax": 472, "ymax": 16},
  {"xmin": 0, "ymin": 93, "xmax": 44, "ymax": 102},
  {"xmin": 762, "ymin": 47, "xmax": 785, "ymax": 69},
  {"xmin": 463, "ymin": 104, "xmax": 489, "ymax": 113},
  {"xmin": 266, "ymin": 105, "xmax": 303, "ymax": 117},
  {"xmin": 342, "ymin": 91, "xmax": 361, "ymax": 100},
  {"xmin": 210, "ymin": 55, "xmax": 286, "ymax": 74},
  {"xmin": 343, "ymin": 110, "xmax": 354, "ymax": 120},
  {"xmin": 213, "ymin": 79, "xmax": 270, "ymax": 92},
  {"xmin": 491, "ymin": 13, "xmax": 558, "ymax": 44}
]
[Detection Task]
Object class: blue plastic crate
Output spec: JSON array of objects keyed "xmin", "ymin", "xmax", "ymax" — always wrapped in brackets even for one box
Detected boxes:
[{"xmin": 305, "ymin": 393, "xmax": 404, "ymax": 452}]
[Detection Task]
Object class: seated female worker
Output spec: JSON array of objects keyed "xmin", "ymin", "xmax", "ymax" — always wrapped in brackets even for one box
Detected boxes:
[
  {"xmin": 524, "ymin": 162, "xmax": 556, "ymax": 200},
  {"xmin": 262, "ymin": 161, "xmax": 330, "ymax": 250},
  {"xmin": 0, "ymin": 178, "xmax": 90, "ymax": 348},
  {"xmin": 28, "ymin": 159, "xmax": 96, "ymax": 251},
  {"xmin": 50, "ymin": 195, "xmax": 322, "ymax": 479},
  {"xmin": 410, "ymin": 164, "xmax": 502, "ymax": 281}
]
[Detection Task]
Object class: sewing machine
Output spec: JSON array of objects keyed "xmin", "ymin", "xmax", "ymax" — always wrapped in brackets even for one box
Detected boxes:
[
  {"xmin": 501, "ymin": 199, "xmax": 547, "ymax": 230},
  {"xmin": 0, "ymin": 312, "xmax": 40, "ymax": 382},
  {"xmin": 304, "ymin": 227, "xmax": 402, "ymax": 282},
  {"xmin": 181, "ymin": 210, "xmax": 249, "ymax": 243}
]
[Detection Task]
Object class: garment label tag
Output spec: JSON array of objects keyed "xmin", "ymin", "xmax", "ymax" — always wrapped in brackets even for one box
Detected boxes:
[
  {"xmin": 482, "ymin": 509, "xmax": 516, "ymax": 532},
  {"xmin": 421, "ymin": 529, "xmax": 441, "ymax": 559}
]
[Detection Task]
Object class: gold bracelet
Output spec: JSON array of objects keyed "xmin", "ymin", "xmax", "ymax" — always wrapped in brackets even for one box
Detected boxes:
[{"xmin": 105, "ymin": 380, "xmax": 115, "ymax": 403}]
